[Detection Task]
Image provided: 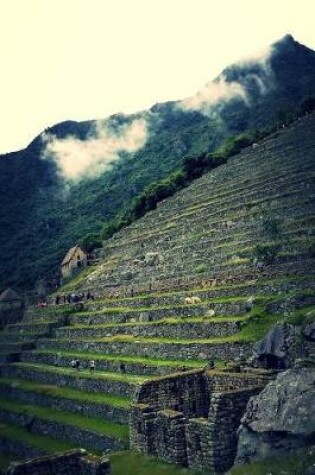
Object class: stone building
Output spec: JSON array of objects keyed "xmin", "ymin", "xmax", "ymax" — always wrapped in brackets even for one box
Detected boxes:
[{"xmin": 61, "ymin": 246, "xmax": 89, "ymax": 278}]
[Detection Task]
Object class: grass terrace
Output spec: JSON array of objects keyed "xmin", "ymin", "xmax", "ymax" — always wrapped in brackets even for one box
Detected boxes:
[{"xmin": 0, "ymin": 378, "xmax": 131, "ymax": 409}]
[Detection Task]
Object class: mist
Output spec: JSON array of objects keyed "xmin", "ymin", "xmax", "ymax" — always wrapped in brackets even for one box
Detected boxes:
[
  {"xmin": 180, "ymin": 44, "xmax": 273, "ymax": 115},
  {"xmin": 41, "ymin": 118, "xmax": 148, "ymax": 181}
]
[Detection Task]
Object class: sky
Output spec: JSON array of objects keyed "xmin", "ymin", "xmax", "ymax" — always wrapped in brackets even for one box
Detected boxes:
[{"xmin": 0, "ymin": 0, "xmax": 315, "ymax": 154}]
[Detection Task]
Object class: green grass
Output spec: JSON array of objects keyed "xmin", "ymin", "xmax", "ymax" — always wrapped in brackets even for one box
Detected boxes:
[
  {"xmin": 0, "ymin": 377, "xmax": 131, "ymax": 409},
  {"xmin": 73, "ymin": 292, "xmax": 306, "ymax": 319},
  {"xmin": 25, "ymin": 304, "xmax": 315, "ymax": 347},
  {"xmin": 55, "ymin": 265, "xmax": 98, "ymax": 293},
  {"xmin": 33, "ymin": 349, "xmax": 206, "ymax": 368},
  {"xmin": 236, "ymin": 304, "xmax": 315, "ymax": 342},
  {"xmin": 229, "ymin": 445, "xmax": 315, "ymax": 475},
  {"xmin": 36, "ymin": 333, "xmax": 255, "ymax": 345},
  {"xmin": 9, "ymin": 362, "xmax": 153, "ymax": 384},
  {"xmin": 65, "ymin": 315, "xmax": 249, "ymax": 330},
  {"xmin": 0, "ymin": 397, "xmax": 129, "ymax": 440},
  {"xmin": 0, "ymin": 421, "xmax": 77, "ymax": 454},
  {"xmin": 52, "ymin": 273, "xmax": 314, "ymax": 308},
  {"xmin": 107, "ymin": 445, "xmax": 315, "ymax": 475},
  {"xmin": 109, "ymin": 451, "xmax": 208, "ymax": 475}
]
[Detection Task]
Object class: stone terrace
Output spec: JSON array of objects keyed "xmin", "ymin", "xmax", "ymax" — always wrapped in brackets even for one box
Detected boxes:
[{"xmin": 0, "ymin": 113, "xmax": 314, "ymax": 471}]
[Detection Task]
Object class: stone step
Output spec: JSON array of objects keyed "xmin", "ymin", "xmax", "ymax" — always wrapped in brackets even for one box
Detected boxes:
[
  {"xmin": 115, "ymin": 150, "xmax": 315, "ymax": 231},
  {"xmin": 5, "ymin": 321, "xmax": 60, "ymax": 333},
  {"xmin": 20, "ymin": 351, "xmax": 204, "ymax": 376},
  {"xmin": 22, "ymin": 308, "xmax": 69, "ymax": 323},
  {"xmin": 0, "ymin": 397, "xmax": 128, "ymax": 453},
  {"xmin": 74, "ymin": 276, "xmax": 314, "ymax": 312},
  {"xmin": 165, "ymin": 157, "xmax": 315, "ymax": 214},
  {"xmin": 110, "ymin": 170, "xmax": 315, "ymax": 236},
  {"xmin": 105, "ymin": 188, "xmax": 314, "ymax": 251},
  {"xmin": 105, "ymin": 252, "xmax": 314, "ymax": 289},
  {"xmin": 96, "ymin": 224, "xmax": 314, "ymax": 286},
  {"xmin": 127, "ymin": 170, "xmax": 315, "ymax": 233},
  {"xmin": 68, "ymin": 300, "xmax": 252, "ymax": 327},
  {"xmin": 0, "ymin": 332, "xmax": 48, "ymax": 343},
  {"xmin": 82, "ymin": 258, "xmax": 315, "ymax": 301},
  {"xmin": 0, "ymin": 352, "xmax": 19, "ymax": 364},
  {"xmin": 0, "ymin": 341, "xmax": 35, "ymax": 352},
  {"xmin": 100, "ymin": 232, "xmax": 315, "ymax": 281},
  {"xmin": 0, "ymin": 362, "xmax": 151, "ymax": 398},
  {"xmin": 113, "ymin": 241, "xmax": 314, "ymax": 283},
  {"xmin": 0, "ymin": 376, "xmax": 130, "ymax": 425},
  {"xmin": 0, "ymin": 421, "xmax": 77, "ymax": 463},
  {"xmin": 35, "ymin": 335, "xmax": 253, "ymax": 361},
  {"xmin": 55, "ymin": 317, "xmax": 245, "ymax": 340},
  {"xmin": 102, "ymin": 190, "xmax": 314, "ymax": 257}
]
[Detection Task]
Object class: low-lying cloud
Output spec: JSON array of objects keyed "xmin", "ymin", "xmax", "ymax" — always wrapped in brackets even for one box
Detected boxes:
[
  {"xmin": 180, "ymin": 44, "xmax": 273, "ymax": 115},
  {"xmin": 181, "ymin": 76, "xmax": 247, "ymax": 114},
  {"xmin": 42, "ymin": 118, "xmax": 148, "ymax": 180}
]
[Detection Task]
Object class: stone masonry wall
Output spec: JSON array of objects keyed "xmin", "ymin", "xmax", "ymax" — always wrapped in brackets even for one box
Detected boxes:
[
  {"xmin": 37, "ymin": 338, "xmax": 253, "ymax": 361},
  {"xmin": 1, "ymin": 365, "xmax": 136, "ymax": 399},
  {"xmin": 0, "ymin": 437, "xmax": 45, "ymax": 463},
  {"xmin": 5, "ymin": 449, "xmax": 110, "ymax": 475},
  {"xmin": 206, "ymin": 387, "xmax": 262, "ymax": 473},
  {"xmin": 0, "ymin": 383, "xmax": 128, "ymax": 425},
  {"xmin": 0, "ymin": 409, "xmax": 126, "ymax": 453},
  {"xmin": 131, "ymin": 369, "xmax": 270, "ymax": 472},
  {"xmin": 134, "ymin": 369, "xmax": 210, "ymax": 417}
]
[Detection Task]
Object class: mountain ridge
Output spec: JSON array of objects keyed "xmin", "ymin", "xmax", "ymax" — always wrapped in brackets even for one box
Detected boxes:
[{"xmin": 1, "ymin": 34, "xmax": 315, "ymax": 292}]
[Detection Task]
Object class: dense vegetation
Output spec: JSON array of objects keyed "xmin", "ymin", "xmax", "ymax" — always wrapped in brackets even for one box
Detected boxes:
[{"xmin": 1, "ymin": 35, "xmax": 315, "ymax": 292}]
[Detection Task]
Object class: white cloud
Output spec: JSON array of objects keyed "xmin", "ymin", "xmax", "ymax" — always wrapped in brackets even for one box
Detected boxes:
[
  {"xmin": 181, "ymin": 76, "xmax": 247, "ymax": 114},
  {"xmin": 180, "ymin": 44, "xmax": 273, "ymax": 115},
  {"xmin": 41, "ymin": 118, "xmax": 147, "ymax": 180}
]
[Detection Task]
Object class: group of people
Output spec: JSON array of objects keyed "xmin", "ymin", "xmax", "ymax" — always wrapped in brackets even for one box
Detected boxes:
[
  {"xmin": 55, "ymin": 291, "xmax": 95, "ymax": 305},
  {"xmin": 70, "ymin": 359, "xmax": 95, "ymax": 372}
]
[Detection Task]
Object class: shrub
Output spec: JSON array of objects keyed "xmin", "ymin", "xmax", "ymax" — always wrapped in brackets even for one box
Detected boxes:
[{"xmin": 195, "ymin": 264, "xmax": 207, "ymax": 273}]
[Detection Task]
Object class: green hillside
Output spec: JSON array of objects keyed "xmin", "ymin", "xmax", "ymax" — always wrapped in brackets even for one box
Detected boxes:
[{"xmin": 1, "ymin": 34, "xmax": 315, "ymax": 292}]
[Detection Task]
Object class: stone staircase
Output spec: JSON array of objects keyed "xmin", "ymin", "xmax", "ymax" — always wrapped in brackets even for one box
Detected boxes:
[{"xmin": 0, "ymin": 113, "xmax": 314, "ymax": 470}]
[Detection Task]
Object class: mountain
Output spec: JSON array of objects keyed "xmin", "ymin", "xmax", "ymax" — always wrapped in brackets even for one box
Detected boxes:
[
  {"xmin": 1, "ymin": 34, "xmax": 315, "ymax": 292},
  {"xmin": 0, "ymin": 110, "xmax": 314, "ymax": 473}
]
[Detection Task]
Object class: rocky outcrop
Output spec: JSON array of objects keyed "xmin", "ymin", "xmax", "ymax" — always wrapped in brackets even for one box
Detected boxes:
[
  {"xmin": 252, "ymin": 323, "xmax": 301, "ymax": 369},
  {"xmin": 235, "ymin": 368, "xmax": 315, "ymax": 465}
]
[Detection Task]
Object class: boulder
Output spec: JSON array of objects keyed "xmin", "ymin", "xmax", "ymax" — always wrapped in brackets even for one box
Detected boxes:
[
  {"xmin": 252, "ymin": 323, "xmax": 299, "ymax": 369},
  {"xmin": 145, "ymin": 252, "xmax": 163, "ymax": 266},
  {"xmin": 302, "ymin": 321, "xmax": 315, "ymax": 341},
  {"xmin": 235, "ymin": 369, "xmax": 315, "ymax": 464}
]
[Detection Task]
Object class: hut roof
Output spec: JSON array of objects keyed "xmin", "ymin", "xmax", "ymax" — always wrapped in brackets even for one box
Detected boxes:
[
  {"xmin": 0, "ymin": 288, "xmax": 21, "ymax": 302},
  {"xmin": 61, "ymin": 246, "xmax": 86, "ymax": 266}
]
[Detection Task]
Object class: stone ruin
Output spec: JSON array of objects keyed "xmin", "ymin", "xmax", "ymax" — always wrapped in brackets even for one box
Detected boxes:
[
  {"xmin": 130, "ymin": 368, "xmax": 274, "ymax": 473},
  {"xmin": 5, "ymin": 449, "xmax": 110, "ymax": 475}
]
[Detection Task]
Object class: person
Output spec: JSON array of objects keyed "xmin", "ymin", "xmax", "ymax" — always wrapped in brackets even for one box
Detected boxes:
[
  {"xmin": 71, "ymin": 359, "xmax": 76, "ymax": 369},
  {"xmin": 75, "ymin": 359, "xmax": 80, "ymax": 371},
  {"xmin": 87, "ymin": 291, "xmax": 94, "ymax": 301},
  {"xmin": 89, "ymin": 360, "xmax": 95, "ymax": 372},
  {"xmin": 55, "ymin": 295, "xmax": 60, "ymax": 305},
  {"xmin": 119, "ymin": 362, "xmax": 126, "ymax": 374}
]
